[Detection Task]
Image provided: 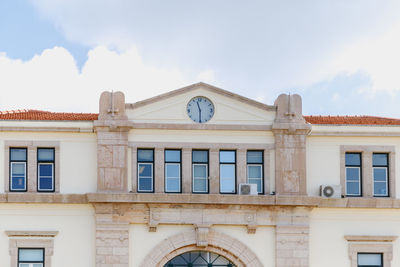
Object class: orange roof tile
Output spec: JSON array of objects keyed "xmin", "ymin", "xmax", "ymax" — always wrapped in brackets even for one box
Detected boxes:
[
  {"xmin": 304, "ymin": 115, "xmax": 400, "ymax": 125},
  {"xmin": 0, "ymin": 109, "xmax": 98, "ymax": 121}
]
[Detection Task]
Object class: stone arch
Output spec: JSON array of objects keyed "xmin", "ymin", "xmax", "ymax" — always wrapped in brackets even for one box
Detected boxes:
[{"xmin": 140, "ymin": 230, "xmax": 263, "ymax": 267}]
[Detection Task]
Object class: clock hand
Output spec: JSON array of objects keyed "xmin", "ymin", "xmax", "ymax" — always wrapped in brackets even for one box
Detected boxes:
[{"xmin": 196, "ymin": 102, "xmax": 202, "ymax": 123}]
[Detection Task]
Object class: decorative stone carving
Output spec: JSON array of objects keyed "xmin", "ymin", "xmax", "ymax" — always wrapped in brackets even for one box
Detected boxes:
[
  {"xmin": 195, "ymin": 224, "xmax": 211, "ymax": 247},
  {"xmin": 98, "ymin": 91, "xmax": 127, "ymax": 121},
  {"xmin": 272, "ymin": 94, "xmax": 311, "ymax": 195}
]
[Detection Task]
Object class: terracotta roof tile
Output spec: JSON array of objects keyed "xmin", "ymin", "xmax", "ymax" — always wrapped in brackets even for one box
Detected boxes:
[
  {"xmin": 0, "ymin": 109, "xmax": 98, "ymax": 121},
  {"xmin": 304, "ymin": 115, "xmax": 400, "ymax": 125}
]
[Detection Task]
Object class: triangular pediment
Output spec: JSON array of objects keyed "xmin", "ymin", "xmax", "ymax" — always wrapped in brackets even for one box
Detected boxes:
[{"xmin": 126, "ymin": 82, "xmax": 276, "ymax": 125}]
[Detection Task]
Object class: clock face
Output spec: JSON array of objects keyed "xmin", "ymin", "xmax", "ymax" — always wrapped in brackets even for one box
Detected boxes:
[{"xmin": 187, "ymin": 96, "xmax": 214, "ymax": 123}]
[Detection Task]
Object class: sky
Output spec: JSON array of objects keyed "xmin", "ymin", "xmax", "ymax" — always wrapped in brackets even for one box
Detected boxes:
[{"xmin": 1, "ymin": 0, "xmax": 400, "ymax": 116}]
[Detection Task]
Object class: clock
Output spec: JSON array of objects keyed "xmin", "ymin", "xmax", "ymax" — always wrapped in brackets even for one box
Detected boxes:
[{"xmin": 187, "ymin": 96, "xmax": 214, "ymax": 123}]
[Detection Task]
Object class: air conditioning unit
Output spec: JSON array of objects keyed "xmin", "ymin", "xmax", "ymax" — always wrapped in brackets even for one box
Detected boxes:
[
  {"xmin": 320, "ymin": 185, "xmax": 342, "ymax": 198},
  {"xmin": 239, "ymin": 183, "xmax": 258, "ymax": 195}
]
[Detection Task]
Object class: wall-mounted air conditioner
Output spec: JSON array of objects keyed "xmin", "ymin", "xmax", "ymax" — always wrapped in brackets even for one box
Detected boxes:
[
  {"xmin": 239, "ymin": 183, "xmax": 258, "ymax": 195},
  {"xmin": 320, "ymin": 185, "xmax": 341, "ymax": 198}
]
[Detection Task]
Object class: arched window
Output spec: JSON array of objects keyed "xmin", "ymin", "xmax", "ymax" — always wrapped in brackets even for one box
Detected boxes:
[{"xmin": 164, "ymin": 251, "xmax": 236, "ymax": 267}]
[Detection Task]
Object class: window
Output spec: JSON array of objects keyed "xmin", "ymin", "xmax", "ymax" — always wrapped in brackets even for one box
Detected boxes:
[
  {"xmin": 345, "ymin": 153, "xmax": 362, "ymax": 196},
  {"xmin": 10, "ymin": 148, "xmax": 27, "ymax": 192},
  {"xmin": 192, "ymin": 150, "xmax": 208, "ymax": 193},
  {"xmin": 373, "ymin": 153, "xmax": 389, "ymax": 197},
  {"xmin": 220, "ymin": 150, "xmax": 236, "ymax": 193},
  {"xmin": 247, "ymin": 151, "xmax": 263, "ymax": 194},
  {"xmin": 138, "ymin": 149, "xmax": 154, "ymax": 192},
  {"xmin": 165, "ymin": 150, "xmax": 181, "ymax": 193},
  {"xmin": 358, "ymin": 253, "xmax": 383, "ymax": 267},
  {"xmin": 37, "ymin": 148, "xmax": 55, "ymax": 192},
  {"xmin": 18, "ymin": 248, "xmax": 44, "ymax": 267}
]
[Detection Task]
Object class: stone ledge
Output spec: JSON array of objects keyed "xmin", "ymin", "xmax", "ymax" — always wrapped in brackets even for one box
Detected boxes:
[
  {"xmin": 6, "ymin": 230, "xmax": 59, "ymax": 237},
  {"xmin": 1, "ymin": 193, "xmax": 87, "ymax": 203}
]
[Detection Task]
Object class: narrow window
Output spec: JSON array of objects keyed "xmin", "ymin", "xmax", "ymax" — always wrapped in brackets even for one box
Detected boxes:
[
  {"xmin": 373, "ymin": 153, "xmax": 389, "ymax": 197},
  {"xmin": 18, "ymin": 248, "xmax": 44, "ymax": 267},
  {"xmin": 219, "ymin": 150, "xmax": 236, "ymax": 194},
  {"xmin": 192, "ymin": 150, "xmax": 208, "ymax": 193},
  {"xmin": 165, "ymin": 149, "xmax": 181, "ymax": 193},
  {"xmin": 37, "ymin": 148, "xmax": 55, "ymax": 192},
  {"xmin": 345, "ymin": 153, "xmax": 362, "ymax": 196},
  {"xmin": 138, "ymin": 149, "xmax": 154, "ymax": 192},
  {"xmin": 10, "ymin": 148, "xmax": 27, "ymax": 192},
  {"xmin": 357, "ymin": 253, "xmax": 383, "ymax": 267},
  {"xmin": 247, "ymin": 151, "xmax": 263, "ymax": 194}
]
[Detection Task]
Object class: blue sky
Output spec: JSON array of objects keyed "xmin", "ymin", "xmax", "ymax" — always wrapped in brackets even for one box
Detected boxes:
[{"xmin": 1, "ymin": 0, "xmax": 400, "ymax": 116}]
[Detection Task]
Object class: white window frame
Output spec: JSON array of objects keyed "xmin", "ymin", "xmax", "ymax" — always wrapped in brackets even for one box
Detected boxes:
[
  {"xmin": 373, "ymin": 167, "xmax": 388, "ymax": 197},
  {"xmin": 37, "ymin": 163, "xmax": 54, "ymax": 192},
  {"xmin": 346, "ymin": 166, "xmax": 361, "ymax": 196},
  {"xmin": 247, "ymin": 164, "xmax": 263, "ymax": 193},
  {"xmin": 138, "ymin": 162, "xmax": 154, "ymax": 192},
  {"xmin": 165, "ymin": 163, "xmax": 181, "ymax": 193},
  {"xmin": 10, "ymin": 162, "xmax": 27, "ymax": 191},
  {"xmin": 18, "ymin": 248, "xmax": 44, "ymax": 267},
  {"xmin": 192, "ymin": 163, "xmax": 208, "ymax": 193}
]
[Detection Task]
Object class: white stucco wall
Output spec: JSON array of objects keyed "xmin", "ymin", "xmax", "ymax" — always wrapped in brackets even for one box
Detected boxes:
[
  {"xmin": 307, "ymin": 134, "xmax": 400, "ymax": 197},
  {"xmin": 0, "ymin": 204, "xmax": 95, "ymax": 267},
  {"xmin": 310, "ymin": 208, "xmax": 400, "ymax": 267},
  {"xmin": 129, "ymin": 224, "xmax": 274, "ymax": 267},
  {"xmin": 0, "ymin": 130, "xmax": 97, "ymax": 193}
]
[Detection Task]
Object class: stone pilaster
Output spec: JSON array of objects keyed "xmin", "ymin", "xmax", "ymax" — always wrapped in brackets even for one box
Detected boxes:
[
  {"xmin": 95, "ymin": 204, "xmax": 130, "ymax": 267},
  {"xmin": 95, "ymin": 91, "xmax": 131, "ymax": 193},
  {"xmin": 272, "ymin": 94, "xmax": 311, "ymax": 195},
  {"xmin": 275, "ymin": 207, "xmax": 310, "ymax": 267}
]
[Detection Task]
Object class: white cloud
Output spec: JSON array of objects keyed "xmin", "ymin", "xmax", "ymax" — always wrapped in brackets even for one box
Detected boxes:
[{"xmin": 0, "ymin": 46, "xmax": 211, "ymax": 112}]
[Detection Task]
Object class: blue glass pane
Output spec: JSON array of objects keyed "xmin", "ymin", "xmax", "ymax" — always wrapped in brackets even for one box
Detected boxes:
[
  {"xmin": 12, "ymin": 163, "xmax": 25, "ymax": 175},
  {"xmin": 346, "ymin": 168, "xmax": 360, "ymax": 181},
  {"xmin": 12, "ymin": 176, "xmax": 25, "ymax": 190},
  {"xmin": 19, "ymin": 249, "xmax": 44, "ymax": 261},
  {"xmin": 247, "ymin": 151, "xmax": 263, "ymax": 163},
  {"xmin": 345, "ymin": 153, "xmax": 361, "ymax": 166},
  {"xmin": 346, "ymin": 181, "xmax": 360, "ymax": 195},
  {"xmin": 374, "ymin": 182, "xmax": 387, "ymax": 196},
  {"xmin": 373, "ymin": 154, "xmax": 388, "ymax": 166},
  {"xmin": 220, "ymin": 178, "xmax": 235, "ymax": 193},
  {"xmin": 220, "ymin": 151, "xmax": 235, "ymax": 163},
  {"xmin": 220, "ymin": 165, "xmax": 235, "ymax": 179},
  {"xmin": 139, "ymin": 178, "xmax": 152, "ymax": 191},
  {"xmin": 166, "ymin": 178, "xmax": 180, "ymax": 192},
  {"xmin": 248, "ymin": 166, "xmax": 262, "ymax": 178},
  {"xmin": 38, "ymin": 148, "xmax": 54, "ymax": 161},
  {"xmin": 249, "ymin": 178, "xmax": 262, "ymax": 193},
  {"xmin": 166, "ymin": 164, "xmax": 179, "ymax": 178},
  {"xmin": 39, "ymin": 178, "xmax": 53, "ymax": 190},
  {"xmin": 358, "ymin": 253, "xmax": 382, "ymax": 265},
  {"xmin": 194, "ymin": 179, "xmax": 206, "ymax": 192},
  {"xmin": 194, "ymin": 165, "xmax": 206, "ymax": 177},
  {"xmin": 192, "ymin": 151, "xmax": 208, "ymax": 163},
  {"xmin": 138, "ymin": 164, "xmax": 152, "ymax": 177},
  {"xmin": 10, "ymin": 148, "xmax": 26, "ymax": 161},
  {"xmin": 138, "ymin": 150, "xmax": 153, "ymax": 162},
  {"xmin": 39, "ymin": 164, "xmax": 53, "ymax": 176},
  {"xmin": 374, "ymin": 168, "xmax": 387, "ymax": 181},
  {"xmin": 165, "ymin": 150, "xmax": 181, "ymax": 162}
]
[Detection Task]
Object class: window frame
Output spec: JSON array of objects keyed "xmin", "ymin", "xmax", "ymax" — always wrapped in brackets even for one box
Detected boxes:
[
  {"xmin": 137, "ymin": 149, "xmax": 155, "ymax": 193},
  {"xmin": 219, "ymin": 150, "xmax": 237, "ymax": 194},
  {"xmin": 192, "ymin": 150, "xmax": 209, "ymax": 194},
  {"xmin": 37, "ymin": 148, "xmax": 55, "ymax": 193},
  {"xmin": 164, "ymin": 149, "xmax": 182, "ymax": 193},
  {"xmin": 9, "ymin": 148, "xmax": 28, "ymax": 192},
  {"xmin": 345, "ymin": 152, "xmax": 362, "ymax": 197},
  {"xmin": 18, "ymin": 248, "xmax": 45, "ymax": 267},
  {"xmin": 246, "ymin": 150, "xmax": 264, "ymax": 194},
  {"xmin": 373, "ymin": 153, "xmax": 389, "ymax": 197}
]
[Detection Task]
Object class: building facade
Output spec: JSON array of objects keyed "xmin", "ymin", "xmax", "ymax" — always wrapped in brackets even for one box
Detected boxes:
[{"xmin": 1, "ymin": 82, "xmax": 400, "ymax": 267}]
